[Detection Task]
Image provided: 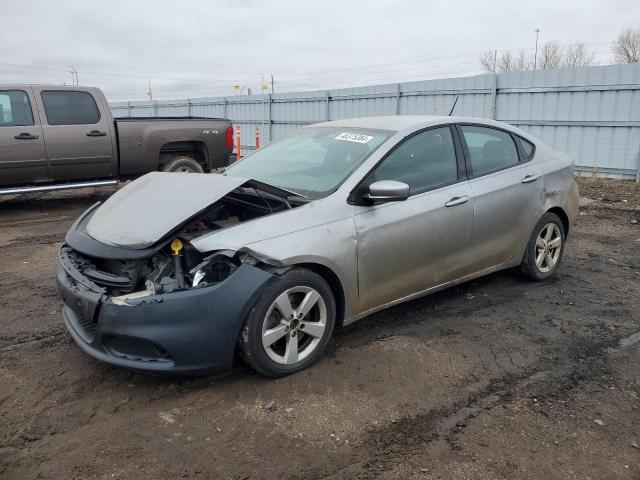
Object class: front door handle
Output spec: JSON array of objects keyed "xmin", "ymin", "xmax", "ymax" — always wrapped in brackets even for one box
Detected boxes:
[
  {"xmin": 14, "ymin": 132, "xmax": 39, "ymax": 140},
  {"xmin": 521, "ymin": 174, "xmax": 539, "ymax": 184},
  {"xmin": 86, "ymin": 130, "xmax": 107, "ymax": 137},
  {"xmin": 445, "ymin": 195, "xmax": 469, "ymax": 207}
]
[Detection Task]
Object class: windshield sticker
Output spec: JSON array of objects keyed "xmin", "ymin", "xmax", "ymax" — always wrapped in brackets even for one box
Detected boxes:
[{"xmin": 334, "ymin": 132, "xmax": 374, "ymax": 144}]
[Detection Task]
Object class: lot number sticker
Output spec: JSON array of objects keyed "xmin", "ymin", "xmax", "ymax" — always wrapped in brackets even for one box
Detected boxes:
[{"xmin": 334, "ymin": 132, "xmax": 374, "ymax": 144}]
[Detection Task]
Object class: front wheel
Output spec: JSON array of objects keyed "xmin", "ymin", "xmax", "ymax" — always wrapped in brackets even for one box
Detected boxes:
[
  {"xmin": 238, "ymin": 268, "xmax": 336, "ymax": 377},
  {"xmin": 520, "ymin": 212, "xmax": 566, "ymax": 281}
]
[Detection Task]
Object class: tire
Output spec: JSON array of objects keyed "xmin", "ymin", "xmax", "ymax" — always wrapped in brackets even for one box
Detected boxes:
[
  {"xmin": 520, "ymin": 212, "xmax": 566, "ymax": 281},
  {"xmin": 161, "ymin": 156, "xmax": 204, "ymax": 173},
  {"xmin": 238, "ymin": 268, "xmax": 336, "ymax": 377}
]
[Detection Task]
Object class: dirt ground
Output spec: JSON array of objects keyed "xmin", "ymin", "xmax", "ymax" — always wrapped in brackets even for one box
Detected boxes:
[{"xmin": 1, "ymin": 177, "xmax": 639, "ymax": 480}]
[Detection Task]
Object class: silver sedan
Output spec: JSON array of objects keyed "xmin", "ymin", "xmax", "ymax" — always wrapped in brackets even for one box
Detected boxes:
[{"xmin": 57, "ymin": 116, "xmax": 579, "ymax": 377}]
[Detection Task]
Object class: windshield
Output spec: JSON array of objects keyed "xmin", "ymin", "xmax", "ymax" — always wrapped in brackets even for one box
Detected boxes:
[{"xmin": 225, "ymin": 126, "xmax": 393, "ymax": 199}]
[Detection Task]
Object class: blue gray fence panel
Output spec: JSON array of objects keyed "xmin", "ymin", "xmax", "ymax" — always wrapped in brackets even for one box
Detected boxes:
[{"xmin": 110, "ymin": 63, "xmax": 640, "ymax": 179}]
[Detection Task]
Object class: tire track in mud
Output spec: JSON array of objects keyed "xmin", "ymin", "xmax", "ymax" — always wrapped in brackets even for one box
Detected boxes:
[
  {"xmin": 0, "ymin": 328, "xmax": 67, "ymax": 352},
  {"xmin": 5, "ymin": 233, "xmax": 65, "ymax": 248},
  {"xmin": 294, "ymin": 333, "xmax": 636, "ymax": 480},
  {"xmin": 0, "ymin": 276, "xmax": 58, "ymax": 300},
  {"xmin": 0, "ymin": 215, "xmax": 71, "ymax": 228}
]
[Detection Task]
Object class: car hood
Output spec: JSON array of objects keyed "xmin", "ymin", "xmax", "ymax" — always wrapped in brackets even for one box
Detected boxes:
[{"xmin": 86, "ymin": 172, "xmax": 248, "ymax": 249}]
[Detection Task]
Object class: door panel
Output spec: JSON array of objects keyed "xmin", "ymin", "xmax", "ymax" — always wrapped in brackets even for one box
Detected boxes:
[
  {"xmin": 34, "ymin": 88, "xmax": 115, "ymax": 181},
  {"xmin": 0, "ymin": 89, "xmax": 47, "ymax": 187},
  {"xmin": 355, "ymin": 182, "xmax": 474, "ymax": 312},
  {"xmin": 467, "ymin": 165, "xmax": 541, "ymax": 271},
  {"xmin": 458, "ymin": 124, "xmax": 542, "ymax": 272},
  {"xmin": 355, "ymin": 126, "xmax": 474, "ymax": 312}
]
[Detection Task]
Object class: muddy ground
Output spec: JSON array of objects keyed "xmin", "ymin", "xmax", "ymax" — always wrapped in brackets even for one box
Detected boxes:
[{"xmin": 1, "ymin": 177, "xmax": 639, "ymax": 479}]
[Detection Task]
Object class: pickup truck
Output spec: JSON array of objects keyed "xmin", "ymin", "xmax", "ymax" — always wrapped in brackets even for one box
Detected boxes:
[{"xmin": 0, "ymin": 85, "xmax": 234, "ymax": 195}]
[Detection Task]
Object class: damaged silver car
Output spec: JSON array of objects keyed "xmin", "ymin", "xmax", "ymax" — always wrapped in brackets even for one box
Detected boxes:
[{"xmin": 57, "ymin": 116, "xmax": 579, "ymax": 377}]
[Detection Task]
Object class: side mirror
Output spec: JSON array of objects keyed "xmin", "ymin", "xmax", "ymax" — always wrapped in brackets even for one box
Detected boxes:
[{"xmin": 366, "ymin": 180, "xmax": 410, "ymax": 203}]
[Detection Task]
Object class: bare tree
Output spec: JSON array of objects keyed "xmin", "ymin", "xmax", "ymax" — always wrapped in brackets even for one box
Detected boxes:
[
  {"xmin": 480, "ymin": 40, "xmax": 594, "ymax": 75},
  {"xmin": 498, "ymin": 50, "xmax": 515, "ymax": 73},
  {"xmin": 612, "ymin": 27, "xmax": 640, "ymax": 63},
  {"xmin": 539, "ymin": 41, "xmax": 564, "ymax": 69},
  {"xmin": 514, "ymin": 50, "xmax": 533, "ymax": 71},
  {"xmin": 564, "ymin": 42, "xmax": 596, "ymax": 67},
  {"xmin": 479, "ymin": 50, "xmax": 498, "ymax": 73}
]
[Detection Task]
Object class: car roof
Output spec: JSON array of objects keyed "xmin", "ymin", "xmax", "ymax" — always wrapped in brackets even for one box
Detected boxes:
[{"xmin": 312, "ymin": 115, "xmax": 515, "ymax": 132}]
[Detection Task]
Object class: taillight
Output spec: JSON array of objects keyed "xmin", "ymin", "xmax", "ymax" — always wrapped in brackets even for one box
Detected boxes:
[{"xmin": 226, "ymin": 127, "xmax": 233, "ymax": 150}]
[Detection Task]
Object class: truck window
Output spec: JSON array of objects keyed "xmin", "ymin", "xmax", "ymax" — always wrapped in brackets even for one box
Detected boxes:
[
  {"xmin": 0, "ymin": 90, "xmax": 35, "ymax": 127},
  {"xmin": 41, "ymin": 90, "xmax": 100, "ymax": 125}
]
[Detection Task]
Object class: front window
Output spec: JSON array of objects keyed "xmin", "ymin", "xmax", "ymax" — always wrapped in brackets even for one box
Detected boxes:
[
  {"xmin": 373, "ymin": 127, "xmax": 458, "ymax": 194},
  {"xmin": 0, "ymin": 90, "xmax": 34, "ymax": 127},
  {"xmin": 225, "ymin": 126, "xmax": 392, "ymax": 199}
]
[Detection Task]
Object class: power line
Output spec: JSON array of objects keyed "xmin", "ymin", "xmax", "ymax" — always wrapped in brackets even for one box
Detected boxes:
[{"xmin": 0, "ymin": 40, "xmax": 617, "ymax": 101}]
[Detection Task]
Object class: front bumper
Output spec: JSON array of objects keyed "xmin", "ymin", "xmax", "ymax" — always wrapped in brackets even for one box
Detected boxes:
[{"xmin": 56, "ymin": 251, "xmax": 274, "ymax": 375}]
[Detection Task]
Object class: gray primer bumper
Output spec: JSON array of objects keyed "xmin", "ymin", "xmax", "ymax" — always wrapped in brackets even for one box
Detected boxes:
[{"xmin": 57, "ymin": 262, "xmax": 274, "ymax": 375}]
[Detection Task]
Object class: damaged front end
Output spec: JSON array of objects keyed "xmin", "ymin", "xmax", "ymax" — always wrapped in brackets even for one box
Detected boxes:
[
  {"xmin": 67, "ymin": 178, "xmax": 302, "ymax": 297},
  {"xmin": 57, "ymin": 176, "xmax": 303, "ymax": 373}
]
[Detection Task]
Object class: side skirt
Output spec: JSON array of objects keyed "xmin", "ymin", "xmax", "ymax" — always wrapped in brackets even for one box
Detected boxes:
[{"xmin": 344, "ymin": 259, "xmax": 519, "ymax": 326}]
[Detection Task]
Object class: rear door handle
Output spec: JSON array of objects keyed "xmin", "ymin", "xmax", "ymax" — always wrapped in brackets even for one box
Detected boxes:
[
  {"xmin": 86, "ymin": 130, "xmax": 107, "ymax": 137},
  {"xmin": 445, "ymin": 195, "xmax": 469, "ymax": 207},
  {"xmin": 14, "ymin": 132, "xmax": 39, "ymax": 140},
  {"xmin": 521, "ymin": 174, "xmax": 539, "ymax": 184}
]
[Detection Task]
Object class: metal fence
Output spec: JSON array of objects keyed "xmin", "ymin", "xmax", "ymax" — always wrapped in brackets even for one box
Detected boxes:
[{"xmin": 110, "ymin": 63, "xmax": 640, "ymax": 181}]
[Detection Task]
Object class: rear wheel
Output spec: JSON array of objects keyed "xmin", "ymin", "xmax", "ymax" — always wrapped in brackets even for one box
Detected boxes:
[
  {"xmin": 161, "ymin": 155, "xmax": 204, "ymax": 173},
  {"xmin": 520, "ymin": 212, "xmax": 565, "ymax": 281},
  {"xmin": 238, "ymin": 268, "xmax": 336, "ymax": 377}
]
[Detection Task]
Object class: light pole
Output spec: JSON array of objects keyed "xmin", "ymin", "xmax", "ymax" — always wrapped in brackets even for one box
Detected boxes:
[
  {"xmin": 68, "ymin": 65, "xmax": 78, "ymax": 85},
  {"xmin": 534, "ymin": 29, "xmax": 540, "ymax": 69}
]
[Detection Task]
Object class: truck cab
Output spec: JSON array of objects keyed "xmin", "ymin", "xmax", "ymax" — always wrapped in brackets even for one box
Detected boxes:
[
  {"xmin": 0, "ymin": 85, "xmax": 233, "ymax": 194},
  {"xmin": 0, "ymin": 86, "xmax": 117, "ymax": 188}
]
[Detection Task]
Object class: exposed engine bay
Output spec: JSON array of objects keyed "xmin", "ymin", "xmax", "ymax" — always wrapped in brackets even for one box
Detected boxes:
[{"xmin": 66, "ymin": 185, "xmax": 305, "ymax": 297}]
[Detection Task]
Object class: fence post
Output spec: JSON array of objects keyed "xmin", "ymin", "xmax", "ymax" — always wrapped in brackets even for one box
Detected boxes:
[
  {"xmin": 127, "ymin": 101, "xmax": 132, "ymax": 118},
  {"xmin": 153, "ymin": 101, "xmax": 158, "ymax": 117},
  {"xmin": 325, "ymin": 91, "xmax": 330, "ymax": 121},
  {"xmin": 395, "ymin": 83, "xmax": 401, "ymax": 115},
  {"xmin": 267, "ymin": 93, "xmax": 273, "ymax": 143},
  {"xmin": 223, "ymin": 98, "xmax": 227, "ymax": 119},
  {"xmin": 187, "ymin": 99, "xmax": 191, "ymax": 117},
  {"xmin": 490, "ymin": 73, "xmax": 498, "ymax": 120}
]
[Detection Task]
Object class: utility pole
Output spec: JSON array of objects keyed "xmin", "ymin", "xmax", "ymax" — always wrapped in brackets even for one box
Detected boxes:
[
  {"xmin": 69, "ymin": 65, "xmax": 78, "ymax": 85},
  {"xmin": 534, "ymin": 28, "xmax": 540, "ymax": 69},
  {"xmin": 270, "ymin": 74, "xmax": 275, "ymax": 95},
  {"xmin": 493, "ymin": 49, "xmax": 498, "ymax": 72},
  {"xmin": 147, "ymin": 80, "xmax": 153, "ymax": 101}
]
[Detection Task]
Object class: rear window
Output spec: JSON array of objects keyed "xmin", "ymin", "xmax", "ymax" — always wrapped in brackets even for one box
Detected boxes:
[
  {"xmin": 0, "ymin": 90, "xmax": 34, "ymax": 127},
  {"xmin": 460, "ymin": 125, "xmax": 520, "ymax": 176},
  {"xmin": 41, "ymin": 90, "xmax": 100, "ymax": 125}
]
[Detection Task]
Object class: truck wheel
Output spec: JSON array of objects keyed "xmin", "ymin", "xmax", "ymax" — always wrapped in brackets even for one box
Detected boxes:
[{"xmin": 162, "ymin": 156, "xmax": 204, "ymax": 173}]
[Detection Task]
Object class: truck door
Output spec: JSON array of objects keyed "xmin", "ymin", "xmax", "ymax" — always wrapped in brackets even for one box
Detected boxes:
[
  {"xmin": 0, "ymin": 88, "xmax": 47, "ymax": 187},
  {"xmin": 34, "ymin": 88, "xmax": 115, "ymax": 182}
]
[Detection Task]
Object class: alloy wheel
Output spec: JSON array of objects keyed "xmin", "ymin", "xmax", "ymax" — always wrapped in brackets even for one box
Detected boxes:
[
  {"xmin": 261, "ymin": 286, "xmax": 327, "ymax": 365},
  {"xmin": 535, "ymin": 223, "xmax": 562, "ymax": 273}
]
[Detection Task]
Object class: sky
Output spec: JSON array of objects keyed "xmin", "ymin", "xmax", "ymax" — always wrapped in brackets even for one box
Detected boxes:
[{"xmin": 1, "ymin": 0, "xmax": 638, "ymax": 102}]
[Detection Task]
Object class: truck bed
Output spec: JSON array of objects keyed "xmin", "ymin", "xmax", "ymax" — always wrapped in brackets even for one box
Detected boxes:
[
  {"xmin": 114, "ymin": 117, "xmax": 227, "ymax": 121},
  {"xmin": 114, "ymin": 117, "xmax": 233, "ymax": 176}
]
